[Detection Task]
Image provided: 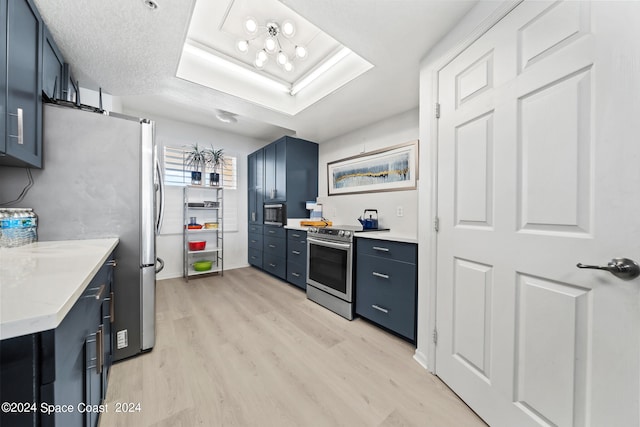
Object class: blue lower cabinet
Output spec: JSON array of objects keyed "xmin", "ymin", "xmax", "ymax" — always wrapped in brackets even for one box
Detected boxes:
[
  {"xmin": 248, "ymin": 247, "xmax": 263, "ymax": 268},
  {"xmin": 0, "ymin": 251, "xmax": 115, "ymax": 427},
  {"xmin": 263, "ymin": 253, "xmax": 286, "ymax": 279},
  {"xmin": 286, "ymin": 260, "xmax": 306, "ymax": 289},
  {"xmin": 286, "ymin": 229, "xmax": 307, "ymax": 290},
  {"xmin": 355, "ymin": 239, "xmax": 417, "ymax": 342}
]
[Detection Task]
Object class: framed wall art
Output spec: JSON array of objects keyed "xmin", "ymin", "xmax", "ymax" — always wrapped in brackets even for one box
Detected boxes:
[{"xmin": 327, "ymin": 140, "xmax": 418, "ymax": 195}]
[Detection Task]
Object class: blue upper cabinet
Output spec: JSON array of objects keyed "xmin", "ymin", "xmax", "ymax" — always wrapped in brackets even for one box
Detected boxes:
[
  {"xmin": 248, "ymin": 149, "xmax": 264, "ymax": 224},
  {"xmin": 0, "ymin": 0, "xmax": 6, "ymax": 157},
  {"xmin": 42, "ymin": 25, "xmax": 64, "ymax": 101},
  {"xmin": 262, "ymin": 136, "xmax": 318, "ymax": 217},
  {"xmin": 1, "ymin": 0, "xmax": 43, "ymax": 168}
]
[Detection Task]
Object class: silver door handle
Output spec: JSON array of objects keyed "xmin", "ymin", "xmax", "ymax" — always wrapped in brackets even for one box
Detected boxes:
[
  {"xmin": 156, "ymin": 257, "xmax": 165, "ymax": 273},
  {"xmin": 155, "ymin": 159, "xmax": 165, "ymax": 234},
  {"xmin": 8, "ymin": 108, "xmax": 24, "ymax": 145},
  {"xmin": 576, "ymin": 258, "xmax": 640, "ymax": 280},
  {"xmin": 372, "ymin": 272, "xmax": 389, "ymax": 279},
  {"xmin": 372, "ymin": 246, "xmax": 389, "ymax": 252},
  {"xmin": 292, "ymin": 250, "xmax": 301, "ymax": 255}
]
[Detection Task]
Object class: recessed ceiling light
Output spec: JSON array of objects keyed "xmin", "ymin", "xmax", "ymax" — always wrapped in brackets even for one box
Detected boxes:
[
  {"xmin": 215, "ymin": 111, "xmax": 238, "ymax": 124},
  {"xmin": 143, "ymin": 0, "xmax": 158, "ymax": 10}
]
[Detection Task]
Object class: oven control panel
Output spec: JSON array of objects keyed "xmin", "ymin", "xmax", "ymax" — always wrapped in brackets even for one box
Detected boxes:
[{"xmin": 308, "ymin": 226, "xmax": 357, "ymax": 242}]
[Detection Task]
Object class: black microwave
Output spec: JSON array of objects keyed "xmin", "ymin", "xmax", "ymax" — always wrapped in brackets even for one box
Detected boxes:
[{"xmin": 264, "ymin": 204, "xmax": 286, "ymax": 226}]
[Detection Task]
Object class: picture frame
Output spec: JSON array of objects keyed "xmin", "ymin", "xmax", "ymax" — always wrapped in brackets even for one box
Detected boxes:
[{"xmin": 327, "ymin": 140, "xmax": 419, "ymax": 195}]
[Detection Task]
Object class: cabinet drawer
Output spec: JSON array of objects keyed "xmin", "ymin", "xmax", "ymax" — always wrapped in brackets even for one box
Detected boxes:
[
  {"xmin": 263, "ymin": 225, "xmax": 285, "ymax": 239},
  {"xmin": 287, "ymin": 229, "xmax": 307, "ymax": 241},
  {"xmin": 356, "ymin": 238, "xmax": 417, "ymax": 264},
  {"xmin": 286, "ymin": 260, "xmax": 306, "ymax": 289},
  {"xmin": 248, "ymin": 232, "xmax": 263, "ymax": 250},
  {"xmin": 263, "ymin": 253, "xmax": 286, "ymax": 279},
  {"xmin": 355, "ymin": 256, "xmax": 417, "ymax": 340},
  {"xmin": 248, "ymin": 224, "xmax": 263, "ymax": 234},
  {"xmin": 248, "ymin": 247, "xmax": 262, "ymax": 268},
  {"xmin": 287, "ymin": 239, "xmax": 307, "ymax": 262},
  {"xmin": 263, "ymin": 235, "xmax": 286, "ymax": 258}
]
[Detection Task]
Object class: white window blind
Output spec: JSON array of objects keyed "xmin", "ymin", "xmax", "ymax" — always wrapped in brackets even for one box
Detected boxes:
[
  {"xmin": 163, "ymin": 146, "xmax": 237, "ymax": 189},
  {"xmin": 163, "ymin": 146, "xmax": 238, "ymax": 231}
]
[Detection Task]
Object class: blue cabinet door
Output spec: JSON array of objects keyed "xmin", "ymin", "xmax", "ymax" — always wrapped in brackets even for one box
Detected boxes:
[
  {"xmin": 0, "ymin": 0, "xmax": 6, "ymax": 156},
  {"xmin": 4, "ymin": 0, "xmax": 42, "ymax": 168},
  {"xmin": 264, "ymin": 139, "xmax": 287, "ymax": 202},
  {"xmin": 248, "ymin": 149, "xmax": 264, "ymax": 224},
  {"xmin": 42, "ymin": 25, "xmax": 64, "ymax": 100}
]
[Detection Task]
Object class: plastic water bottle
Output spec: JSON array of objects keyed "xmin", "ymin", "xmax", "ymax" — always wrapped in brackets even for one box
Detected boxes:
[{"xmin": 0, "ymin": 208, "xmax": 38, "ymax": 248}]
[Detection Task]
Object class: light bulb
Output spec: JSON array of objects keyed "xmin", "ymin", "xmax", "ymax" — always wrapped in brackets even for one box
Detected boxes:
[
  {"xmin": 282, "ymin": 20, "xmax": 295, "ymax": 37},
  {"xmin": 277, "ymin": 51, "xmax": 288, "ymax": 65},
  {"xmin": 256, "ymin": 50, "xmax": 268, "ymax": 63},
  {"xmin": 284, "ymin": 62, "xmax": 294, "ymax": 72},
  {"xmin": 237, "ymin": 40, "xmax": 249, "ymax": 53},
  {"xmin": 295, "ymin": 45, "xmax": 307, "ymax": 59},
  {"xmin": 265, "ymin": 37, "xmax": 277, "ymax": 53},
  {"xmin": 244, "ymin": 17, "xmax": 258, "ymax": 34}
]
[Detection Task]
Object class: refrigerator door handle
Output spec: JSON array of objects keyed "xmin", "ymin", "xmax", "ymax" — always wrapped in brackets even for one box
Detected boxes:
[
  {"xmin": 155, "ymin": 257, "xmax": 165, "ymax": 274},
  {"xmin": 155, "ymin": 159, "xmax": 165, "ymax": 235}
]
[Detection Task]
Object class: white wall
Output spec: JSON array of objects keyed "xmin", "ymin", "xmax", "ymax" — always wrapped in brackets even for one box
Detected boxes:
[
  {"xmin": 119, "ymin": 108, "xmax": 269, "ymax": 279},
  {"xmin": 317, "ymin": 108, "xmax": 419, "ymax": 235}
]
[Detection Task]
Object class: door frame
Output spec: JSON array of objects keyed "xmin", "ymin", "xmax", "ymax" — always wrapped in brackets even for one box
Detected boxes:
[{"xmin": 414, "ymin": 0, "xmax": 523, "ymax": 372}]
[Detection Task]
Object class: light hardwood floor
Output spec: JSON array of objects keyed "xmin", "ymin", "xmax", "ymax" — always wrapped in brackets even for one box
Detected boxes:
[{"xmin": 100, "ymin": 267, "xmax": 486, "ymax": 427}]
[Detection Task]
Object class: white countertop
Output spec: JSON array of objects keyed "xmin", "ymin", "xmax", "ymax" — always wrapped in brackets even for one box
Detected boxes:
[
  {"xmin": 0, "ymin": 238, "xmax": 119, "ymax": 340},
  {"xmin": 355, "ymin": 231, "xmax": 418, "ymax": 244},
  {"xmin": 285, "ymin": 219, "xmax": 418, "ymax": 244}
]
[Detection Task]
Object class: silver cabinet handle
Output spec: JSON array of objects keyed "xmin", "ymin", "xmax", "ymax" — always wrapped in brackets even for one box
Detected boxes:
[
  {"xmin": 292, "ymin": 250, "xmax": 301, "ymax": 255},
  {"xmin": 85, "ymin": 284, "xmax": 106, "ymax": 300},
  {"xmin": 292, "ymin": 233, "xmax": 300, "ymax": 238},
  {"xmin": 372, "ymin": 272, "xmax": 389, "ymax": 279},
  {"xmin": 576, "ymin": 257, "xmax": 640, "ymax": 280},
  {"xmin": 291, "ymin": 272, "xmax": 300, "ymax": 277},
  {"xmin": 96, "ymin": 325, "xmax": 104, "ymax": 375},
  {"xmin": 106, "ymin": 259, "xmax": 117, "ymax": 267},
  {"xmin": 251, "ymin": 240, "xmax": 258, "ymax": 243},
  {"xmin": 372, "ymin": 246, "xmax": 389, "ymax": 252},
  {"xmin": 372, "ymin": 304, "xmax": 389, "ymax": 314},
  {"xmin": 110, "ymin": 291, "xmax": 115, "ymax": 323},
  {"xmin": 268, "ymin": 230, "xmax": 275, "ymax": 234},
  {"xmin": 8, "ymin": 108, "xmax": 24, "ymax": 145},
  {"xmin": 268, "ymin": 244, "xmax": 276, "ymax": 248},
  {"xmin": 252, "ymin": 212, "xmax": 256, "ymax": 222},
  {"xmin": 269, "ymin": 263, "xmax": 276, "ymax": 268}
]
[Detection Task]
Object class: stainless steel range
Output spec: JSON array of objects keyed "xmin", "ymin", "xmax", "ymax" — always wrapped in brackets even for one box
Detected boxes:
[{"xmin": 306, "ymin": 225, "xmax": 360, "ymax": 320}]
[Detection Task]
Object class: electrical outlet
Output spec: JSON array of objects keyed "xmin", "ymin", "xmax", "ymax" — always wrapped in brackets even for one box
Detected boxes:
[
  {"xmin": 117, "ymin": 329, "xmax": 128, "ymax": 349},
  {"xmin": 397, "ymin": 206, "xmax": 404, "ymax": 217}
]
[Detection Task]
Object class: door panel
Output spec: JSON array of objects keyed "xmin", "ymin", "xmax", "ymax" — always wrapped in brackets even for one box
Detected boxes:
[{"xmin": 436, "ymin": 2, "xmax": 640, "ymax": 426}]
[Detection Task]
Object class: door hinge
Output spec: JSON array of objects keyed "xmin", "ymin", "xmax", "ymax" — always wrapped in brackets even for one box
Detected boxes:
[
  {"xmin": 434, "ymin": 216, "xmax": 440, "ymax": 232},
  {"xmin": 433, "ymin": 329, "xmax": 438, "ymax": 345},
  {"xmin": 435, "ymin": 103, "xmax": 441, "ymax": 119}
]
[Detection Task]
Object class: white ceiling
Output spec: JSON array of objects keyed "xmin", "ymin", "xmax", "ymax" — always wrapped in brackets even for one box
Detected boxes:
[{"xmin": 33, "ymin": 0, "xmax": 477, "ymax": 143}]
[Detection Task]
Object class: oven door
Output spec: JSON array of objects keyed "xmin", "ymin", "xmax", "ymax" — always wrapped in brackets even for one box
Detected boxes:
[{"xmin": 306, "ymin": 237, "xmax": 353, "ymax": 302}]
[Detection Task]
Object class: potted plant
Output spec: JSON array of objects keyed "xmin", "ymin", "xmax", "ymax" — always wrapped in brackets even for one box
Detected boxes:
[
  {"xmin": 184, "ymin": 143, "xmax": 207, "ymax": 185},
  {"xmin": 205, "ymin": 146, "xmax": 225, "ymax": 186}
]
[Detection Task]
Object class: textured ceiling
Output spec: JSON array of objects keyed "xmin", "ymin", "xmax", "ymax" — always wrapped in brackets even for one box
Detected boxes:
[{"xmin": 33, "ymin": 0, "xmax": 477, "ymax": 143}]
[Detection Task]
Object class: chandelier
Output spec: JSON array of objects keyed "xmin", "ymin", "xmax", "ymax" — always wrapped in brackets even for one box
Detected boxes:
[{"xmin": 236, "ymin": 17, "xmax": 308, "ymax": 72}]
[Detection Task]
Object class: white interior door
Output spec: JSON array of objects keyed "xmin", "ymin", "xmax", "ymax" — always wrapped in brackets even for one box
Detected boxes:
[{"xmin": 435, "ymin": 2, "xmax": 640, "ymax": 426}]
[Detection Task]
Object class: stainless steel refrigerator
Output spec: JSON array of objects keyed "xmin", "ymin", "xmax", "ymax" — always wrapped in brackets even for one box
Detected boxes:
[{"xmin": 13, "ymin": 103, "xmax": 165, "ymax": 361}]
